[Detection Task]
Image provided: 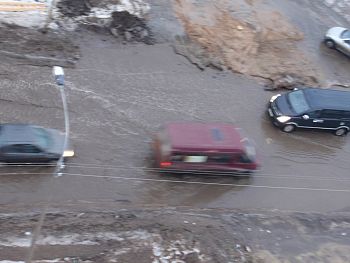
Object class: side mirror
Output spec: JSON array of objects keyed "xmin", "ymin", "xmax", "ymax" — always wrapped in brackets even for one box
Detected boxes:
[{"xmin": 302, "ymin": 114, "xmax": 310, "ymax": 120}]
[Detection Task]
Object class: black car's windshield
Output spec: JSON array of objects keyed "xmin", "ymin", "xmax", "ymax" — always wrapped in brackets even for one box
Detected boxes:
[
  {"xmin": 288, "ymin": 90, "xmax": 310, "ymax": 114},
  {"xmin": 33, "ymin": 128, "xmax": 51, "ymax": 149},
  {"xmin": 341, "ymin": 29, "xmax": 350, "ymax": 39}
]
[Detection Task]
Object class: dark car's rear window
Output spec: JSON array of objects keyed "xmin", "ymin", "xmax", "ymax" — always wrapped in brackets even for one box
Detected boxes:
[{"xmin": 33, "ymin": 128, "xmax": 51, "ymax": 149}]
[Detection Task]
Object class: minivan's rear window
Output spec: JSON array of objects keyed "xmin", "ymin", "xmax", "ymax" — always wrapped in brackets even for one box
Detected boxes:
[
  {"xmin": 171, "ymin": 154, "xmax": 233, "ymax": 164},
  {"xmin": 184, "ymin": 156, "xmax": 208, "ymax": 163},
  {"xmin": 288, "ymin": 90, "xmax": 310, "ymax": 114}
]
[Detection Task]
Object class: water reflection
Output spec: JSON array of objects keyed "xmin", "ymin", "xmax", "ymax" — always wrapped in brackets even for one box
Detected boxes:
[
  {"xmin": 0, "ymin": 165, "xmax": 55, "ymax": 207},
  {"xmin": 141, "ymin": 171, "xmax": 251, "ymax": 207},
  {"xmin": 260, "ymin": 114, "xmax": 348, "ymax": 159}
]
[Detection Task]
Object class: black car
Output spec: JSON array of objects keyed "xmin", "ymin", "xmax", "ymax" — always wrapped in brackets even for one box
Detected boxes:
[
  {"xmin": 0, "ymin": 124, "xmax": 74, "ymax": 163},
  {"xmin": 267, "ymin": 88, "xmax": 350, "ymax": 136}
]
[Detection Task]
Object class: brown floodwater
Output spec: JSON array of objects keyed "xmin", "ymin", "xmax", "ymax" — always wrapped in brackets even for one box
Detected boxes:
[{"xmin": 1, "ymin": 0, "xmax": 350, "ymax": 214}]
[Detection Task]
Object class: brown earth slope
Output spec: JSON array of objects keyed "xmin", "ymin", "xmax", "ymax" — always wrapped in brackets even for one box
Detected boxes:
[{"xmin": 174, "ymin": 0, "xmax": 323, "ymax": 88}]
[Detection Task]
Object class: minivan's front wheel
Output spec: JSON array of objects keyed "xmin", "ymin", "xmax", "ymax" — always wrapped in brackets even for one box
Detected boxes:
[
  {"xmin": 281, "ymin": 124, "xmax": 295, "ymax": 133},
  {"xmin": 334, "ymin": 128, "xmax": 348, "ymax": 136}
]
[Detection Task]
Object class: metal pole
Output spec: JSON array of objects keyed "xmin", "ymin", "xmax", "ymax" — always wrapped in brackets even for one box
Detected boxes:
[
  {"xmin": 26, "ymin": 76, "xmax": 69, "ymax": 263},
  {"xmin": 55, "ymin": 83, "xmax": 69, "ymax": 175}
]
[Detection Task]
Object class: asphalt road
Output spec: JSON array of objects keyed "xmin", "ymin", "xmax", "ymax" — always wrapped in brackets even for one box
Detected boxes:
[{"xmin": 0, "ymin": 0, "xmax": 349, "ymax": 214}]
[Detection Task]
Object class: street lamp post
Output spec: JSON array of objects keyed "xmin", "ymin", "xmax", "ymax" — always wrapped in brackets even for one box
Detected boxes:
[
  {"xmin": 52, "ymin": 66, "xmax": 69, "ymax": 174},
  {"xmin": 26, "ymin": 66, "xmax": 71, "ymax": 263}
]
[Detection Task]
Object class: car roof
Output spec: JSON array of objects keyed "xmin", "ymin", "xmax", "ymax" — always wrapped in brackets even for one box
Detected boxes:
[
  {"xmin": 0, "ymin": 124, "xmax": 41, "ymax": 147},
  {"xmin": 303, "ymin": 88, "xmax": 350, "ymax": 111},
  {"xmin": 164, "ymin": 122, "xmax": 245, "ymax": 153}
]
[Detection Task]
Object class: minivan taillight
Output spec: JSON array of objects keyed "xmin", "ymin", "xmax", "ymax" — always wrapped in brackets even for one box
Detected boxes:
[{"xmin": 160, "ymin": 161, "xmax": 172, "ymax": 167}]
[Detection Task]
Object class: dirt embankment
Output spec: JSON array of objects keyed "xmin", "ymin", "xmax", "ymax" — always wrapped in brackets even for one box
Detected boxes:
[
  {"xmin": 0, "ymin": 0, "xmax": 154, "ymax": 67},
  {"xmin": 173, "ymin": 0, "xmax": 323, "ymax": 89},
  {"xmin": 0, "ymin": 24, "xmax": 80, "ymax": 67}
]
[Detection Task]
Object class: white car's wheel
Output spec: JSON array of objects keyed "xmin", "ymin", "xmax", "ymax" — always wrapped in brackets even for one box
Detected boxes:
[{"xmin": 325, "ymin": 39, "xmax": 336, "ymax": 49}]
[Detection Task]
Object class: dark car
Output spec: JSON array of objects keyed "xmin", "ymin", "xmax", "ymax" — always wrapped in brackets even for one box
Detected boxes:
[
  {"xmin": 267, "ymin": 88, "xmax": 350, "ymax": 136},
  {"xmin": 0, "ymin": 124, "xmax": 74, "ymax": 163},
  {"xmin": 152, "ymin": 122, "xmax": 259, "ymax": 175}
]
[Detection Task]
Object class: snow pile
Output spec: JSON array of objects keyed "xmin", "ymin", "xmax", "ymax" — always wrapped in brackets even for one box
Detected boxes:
[
  {"xmin": 91, "ymin": 0, "xmax": 150, "ymax": 19},
  {"xmin": 0, "ymin": 0, "xmax": 48, "ymax": 28},
  {"xmin": 54, "ymin": 0, "xmax": 153, "ymax": 43}
]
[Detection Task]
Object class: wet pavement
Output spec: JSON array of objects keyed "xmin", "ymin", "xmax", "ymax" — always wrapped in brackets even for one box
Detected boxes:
[{"xmin": 0, "ymin": 0, "xmax": 350, "ymax": 214}]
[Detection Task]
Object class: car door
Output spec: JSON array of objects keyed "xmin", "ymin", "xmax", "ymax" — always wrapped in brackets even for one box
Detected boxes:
[
  {"xmin": 297, "ymin": 110, "xmax": 322, "ymax": 128},
  {"xmin": 0, "ymin": 145, "xmax": 23, "ymax": 163},
  {"xmin": 340, "ymin": 39, "xmax": 350, "ymax": 56},
  {"xmin": 1, "ymin": 144, "xmax": 47, "ymax": 163},
  {"xmin": 21, "ymin": 144, "xmax": 48, "ymax": 163},
  {"xmin": 319, "ymin": 110, "xmax": 344, "ymax": 129}
]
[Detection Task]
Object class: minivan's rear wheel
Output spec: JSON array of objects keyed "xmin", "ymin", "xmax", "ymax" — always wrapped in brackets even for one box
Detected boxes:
[
  {"xmin": 281, "ymin": 124, "xmax": 295, "ymax": 133},
  {"xmin": 324, "ymin": 39, "xmax": 336, "ymax": 49},
  {"xmin": 334, "ymin": 128, "xmax": 348, "ymax": 136}
]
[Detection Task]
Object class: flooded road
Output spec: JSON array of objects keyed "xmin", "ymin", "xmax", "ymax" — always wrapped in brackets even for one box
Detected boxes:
[{"xmin": 0, "ymin": 0, "xmax": 350, "ymax": 214}]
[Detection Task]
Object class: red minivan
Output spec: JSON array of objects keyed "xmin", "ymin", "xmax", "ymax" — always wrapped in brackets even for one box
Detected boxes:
[{"xmin": 153, "ymin": 122, "xmax": 260, "ymax": 175}]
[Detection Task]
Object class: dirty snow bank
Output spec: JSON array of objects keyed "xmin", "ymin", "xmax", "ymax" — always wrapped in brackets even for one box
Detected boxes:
[
  {"xmin": 90, "ymin": 0, "xmax": 150, "ymax": 19},
  {"xmin": 1, "ymin": 209, "xmax": 350, "ymax": 262},
  {"xmin": 55, "ymin": 0, "xmax": 154, "ymax": 43},
  {"xmin": 0, "ymin": 0, "xmax": 152, "ymax": 43},
  {"xmin": 0, "ymin": 0, "xmax": 48, "ymax": 28}
]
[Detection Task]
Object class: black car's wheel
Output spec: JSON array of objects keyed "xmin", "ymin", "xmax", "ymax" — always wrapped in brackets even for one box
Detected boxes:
[
  {"xmin": 334, "ymin": 127, "xmax": 348, "ymax": 136},
  {"xmin": 281, "ymin": 124, "xmax": 296, "ymax": 133},
  {"xmin": 324, "ymin": 39, "xmax": 336, "ymax": 49}
]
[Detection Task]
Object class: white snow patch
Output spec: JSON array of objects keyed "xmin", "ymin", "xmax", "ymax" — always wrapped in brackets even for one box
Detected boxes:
[
  {"xmin": 2, "ymin": 231, "xmax": 207, "ymax": 262},
  {"xmin": 0, "ymin": 0, "xmax": 150, "ymax": 28},
  {"xmin": 1, "ymin": 230, "xmax": 154, "ymax": 247},
  {"xmin": 152, "ymin": 242, "xmax": 164, "ymax": 257},
  {"xmin": 113, "ymin": 247, "xmax": 131, "ymax": 256},
  {"xmin": 36, "ymin": 234, "xmax": 98, "ymax": 246},
  {"xmin": 0, "ymin": 0, "xmax": 50, "ymax": 28},
  {"xmin": 0, "ymin": 237, "xmax": 32, "ymax": 247},
  {"xmin": 151, "ymin": 239, "xmax": 204, "ymax": 262},
  {"xmin": 114, "ymin": 0, "xmax": 150, "ymax": 17},
  {"xmin": 0, "ymin": 261, "xmax": 63, "ymax": 263},
  {"xmin": 0, "ymin": 10, "xmax": 47, "ymax": 28},
  {"xmin": 90, "ymin": 0, "xmax": 150, "ymax": 19}
]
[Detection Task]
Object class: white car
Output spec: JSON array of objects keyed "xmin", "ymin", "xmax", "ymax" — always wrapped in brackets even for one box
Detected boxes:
[{"xmin": 324, "ymin": 27, "xmax": 350, "ymax": 56}]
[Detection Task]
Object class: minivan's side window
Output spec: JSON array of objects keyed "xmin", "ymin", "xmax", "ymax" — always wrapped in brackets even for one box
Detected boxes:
[
  {"xmin": 320, "ymin": 110, "xmax": 345, "ymax": 119},
  {"xmin": 308, "ymin": 110, "xmax": 321, "ymax": 118},
  {"xmin": 342, "ymin": 111, "xmax": 350, "ymax": 119},
  {"xmin": 208, "ymin": 155, "xmax": 232, "ymax": 163},
  {"xmin": 238, "ymin": 154, "xmax": 253, "ymax": 163}
]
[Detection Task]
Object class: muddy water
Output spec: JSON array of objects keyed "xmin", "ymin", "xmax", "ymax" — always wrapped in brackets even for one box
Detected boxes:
[{"xmin": 0, "ymin": 35, "xmax": 349, "ymax": 214}]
